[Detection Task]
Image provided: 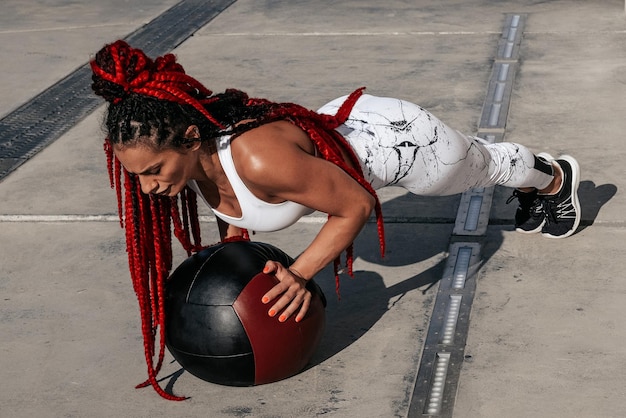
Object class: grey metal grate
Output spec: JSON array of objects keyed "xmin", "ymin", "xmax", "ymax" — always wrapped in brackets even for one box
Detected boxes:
[
  {"xmin": 0, "ymin": 0, "xmax": 236, "ymax": 181},
  {"xmin": 408, "ymin": 14, "xmax": 527, "ymax": 418}
]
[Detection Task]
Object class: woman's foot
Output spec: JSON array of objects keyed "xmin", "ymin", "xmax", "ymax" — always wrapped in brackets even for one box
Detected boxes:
[
  {"xmin": 539, "ymin": 155, "xmax": 581, "ymax": 239},
  {"xmin": 508, "ymin": 153, "xmax": 581, "ymax": 238},
  {"xmin": 507, "ymin": 152, "xmax": 554, "ymax": 234}
]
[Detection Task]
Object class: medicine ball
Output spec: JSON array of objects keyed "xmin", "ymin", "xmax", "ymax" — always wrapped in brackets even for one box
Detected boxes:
[{"xmin": 164, "ymin": 240, "xmax": 326, "ymax": 386}]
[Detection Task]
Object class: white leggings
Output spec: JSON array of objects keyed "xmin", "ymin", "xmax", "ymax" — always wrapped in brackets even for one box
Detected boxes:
[{"xmin": 318, "ymin": 94, "xmax": 553, "ymax": 195}]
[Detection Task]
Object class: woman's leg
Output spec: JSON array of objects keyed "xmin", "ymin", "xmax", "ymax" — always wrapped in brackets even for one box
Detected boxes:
[
  {"xmin": 319, "ymin": 94, "xmax": 580, "ymax": 238},
  {"xmin": 391, "ymin": 132, "xmax": 556, "ymax": 196},
  {"xmin": 321, "ymin": 94, "xmax": 555, "ymax": 195}
]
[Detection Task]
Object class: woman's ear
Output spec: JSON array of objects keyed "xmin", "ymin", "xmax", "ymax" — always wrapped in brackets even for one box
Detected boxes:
[
  {"xmin": 184, "ymin": 124, "xmax": 200, "ymax": 139},
  {"xmin": 186, "ymin": 142, "xmax": 202, "ymax": 151},
  {"xmin": 183, "ymin": 125, "xmax": 202, "ymax": 150}
]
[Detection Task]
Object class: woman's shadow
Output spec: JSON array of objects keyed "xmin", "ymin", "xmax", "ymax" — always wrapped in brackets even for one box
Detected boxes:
[
  {"xmin": 161, "ymin": 180, "xmax": 616, "ymax": 391},
  {"xmin": 310, "ymin": 179, "xmax": 617, "ymax": 365},
  {"xmin": 309, "ymin": 193, "xmax": 467, "ymax": 365}
]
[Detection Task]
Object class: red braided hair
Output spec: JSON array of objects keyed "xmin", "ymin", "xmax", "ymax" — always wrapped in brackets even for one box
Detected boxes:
[
  {"xmin": 104, "ymin": 141, "xmax": 202, "ymax": 400},
  {"xmin": 92, "ymin": 40, "xmax": 385, "ymax": 399},
  {"xmin": 91, "ymin": 40, "xmax": 224, "ymax": 129}
]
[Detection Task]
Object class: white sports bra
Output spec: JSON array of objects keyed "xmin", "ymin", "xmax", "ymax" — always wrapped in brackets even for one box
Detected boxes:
[{"xmin": 187, "ymin": 135, "xmax": 315, "ymax": 232}]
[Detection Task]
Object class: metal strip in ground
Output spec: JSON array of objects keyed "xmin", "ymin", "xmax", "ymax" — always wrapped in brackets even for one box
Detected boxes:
[
  {"xmin": 0, "ymin": 214, "xmax": 459, "ymax": 225},
  {"xmin": 0, "ymin": 0, "xmax": 236, "ymax": 182},
  {"xmin": 408, "ymin": 13, "xmax": 527, "ymax": 418}
]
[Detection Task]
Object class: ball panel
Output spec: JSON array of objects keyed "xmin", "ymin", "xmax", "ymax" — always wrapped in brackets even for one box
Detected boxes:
[
  {"xmin": 164, "ymin": 251, "xmax": 209, "ymax": 305},
  {"xmin": 166, "ymin": 304, "xmax": 252, "ymax": 356},
  {"xmin": 168, "ymin": 346, "xmax": 255, "ymax": 387},
  {"xmin": 233, "ymin": 273, "xmax": 326, "ymax": 385},
  {"xmin": 187, "ymin": 246, "xmax": 255, "ymax": 305},
  {"xmin": 165, "ymin": 245, "xmax": 245, "ymax": 306},
  {"xmin": 242, "ymin": 241, "xmax": 295, "ymax": 267}
]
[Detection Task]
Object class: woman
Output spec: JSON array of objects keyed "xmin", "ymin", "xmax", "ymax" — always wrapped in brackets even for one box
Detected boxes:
[{"xmin": 90, "ymin": 40, "xmax": 580, "ymax": 399}]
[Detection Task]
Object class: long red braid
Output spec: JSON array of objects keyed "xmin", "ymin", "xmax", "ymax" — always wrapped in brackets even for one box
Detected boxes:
[
  {"xmin": 104, "ymin": 141, "xmax": 203, "ymax": 400},
  {"xmin": 92, "ymin": 40, "xmax": 384, "ymax": 400}
]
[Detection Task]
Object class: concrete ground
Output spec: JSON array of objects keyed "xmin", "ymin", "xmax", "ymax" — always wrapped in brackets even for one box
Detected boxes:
[{"xmin": 0, "ymin": 1, "xmax": 624, "ymax": 417}]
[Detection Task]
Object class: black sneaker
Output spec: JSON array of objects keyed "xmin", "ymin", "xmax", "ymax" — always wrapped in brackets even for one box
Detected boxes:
[
  {"xmin": 541, "ymin": 155, "xmax": 581, "ymax": 239},
  {"xmin": 506, "ymin": 189, "xmax": 546, "ymax": 233}
]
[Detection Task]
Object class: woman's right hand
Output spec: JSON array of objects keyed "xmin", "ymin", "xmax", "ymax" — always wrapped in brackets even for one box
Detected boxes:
[{"xmin": 260, "ymin": 260, "xmax": 312, "ymax": 323}]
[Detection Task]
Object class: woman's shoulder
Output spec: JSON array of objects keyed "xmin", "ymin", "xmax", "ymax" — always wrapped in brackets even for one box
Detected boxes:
[
  {"xmin": 227, "ymin": 121, "xmax": 321, "ymax": 195},
  {"xmin": 234, "ymin": 120, "xmax": 314, "ymax": 154}
]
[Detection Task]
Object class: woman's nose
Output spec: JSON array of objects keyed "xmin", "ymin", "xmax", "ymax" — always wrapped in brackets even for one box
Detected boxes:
[{"xmin": 138, "ymin": 175, "xmax": 157, "ymax": 194}]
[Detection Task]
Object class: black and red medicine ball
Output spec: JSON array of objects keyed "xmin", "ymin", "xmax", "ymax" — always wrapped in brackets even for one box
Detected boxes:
[{"xmin": 164, "ymin": 241, "xmax": 327, "ymax": 387}]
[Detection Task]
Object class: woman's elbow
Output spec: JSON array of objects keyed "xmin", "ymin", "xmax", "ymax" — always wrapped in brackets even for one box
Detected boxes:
[{"xmin": 357, "ymin": 193, "xmax": 376, "ymax": 221}]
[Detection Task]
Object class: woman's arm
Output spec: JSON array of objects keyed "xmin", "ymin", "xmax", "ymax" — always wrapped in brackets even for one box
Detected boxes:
[
  {"xmin": 232, "ymin": 121, "xmax": 376, "ymax": 322},
  {"xmin": 261, "ymin": 200, "xmax": 372, "ymax": 322}
]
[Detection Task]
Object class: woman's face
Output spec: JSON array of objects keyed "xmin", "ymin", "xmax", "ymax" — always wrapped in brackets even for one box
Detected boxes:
[{"xmin": 113, "ymin": 142, "xmax": 197, "ymax": 197}]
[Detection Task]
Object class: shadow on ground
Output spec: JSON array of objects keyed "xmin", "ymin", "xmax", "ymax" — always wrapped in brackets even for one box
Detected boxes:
[{"xmin": 161, "ymin": 178, "xmax": 616, "ymax": 395}]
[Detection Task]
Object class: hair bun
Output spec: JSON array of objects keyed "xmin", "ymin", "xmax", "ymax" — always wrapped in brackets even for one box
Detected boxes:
[
  {"xmin": 90, "ymin": 40, "xmax": 159, "ymax": 103},
  {"xmin": 90, "ymin": 40, "xmax": 224, "ymax": 129},
  {"xmin": 154, "ymin": 53, "xmax": 185, "ymax": 74}
]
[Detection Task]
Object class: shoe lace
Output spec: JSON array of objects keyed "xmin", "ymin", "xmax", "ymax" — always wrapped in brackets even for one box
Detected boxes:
[
  {"xmin": 505, "ymin": 191, "xmax": 519, "ymax": 205},
  {"xmin": 506, "ymin": 189, "xmax": 528, "ymax": 205},
  {"xmin": 506, "ymin": 190, "xmax": 541, "ymax": 211},
  {"xmin": 543, "ymin": 196, "xmax": 574, "ymax": 224}
]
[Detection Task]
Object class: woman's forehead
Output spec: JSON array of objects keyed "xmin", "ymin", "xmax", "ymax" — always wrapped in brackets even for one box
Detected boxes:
[{"xmin": 113, "ymin": 143, "xmax": 161, "ymax": 171}]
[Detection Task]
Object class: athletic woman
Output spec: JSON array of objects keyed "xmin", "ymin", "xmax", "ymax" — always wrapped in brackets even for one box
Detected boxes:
[{"xmin": 90, "ymin": 40, "xmax": 580, "ymax": 399}]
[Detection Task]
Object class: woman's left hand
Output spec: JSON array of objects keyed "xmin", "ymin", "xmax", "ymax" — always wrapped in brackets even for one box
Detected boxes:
[{"xmin": 261, "ymin": 260, "xmax": 311, "ymax": 323}]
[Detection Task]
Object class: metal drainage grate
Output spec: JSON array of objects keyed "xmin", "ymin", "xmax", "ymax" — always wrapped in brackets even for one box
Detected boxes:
[
  {"xmin": 0, "ymin": 0, "xmax": 236, "ymax": 182},
  {"xmin": 409, "ymin": 14, "xmax": 527, "ymax": 418}
]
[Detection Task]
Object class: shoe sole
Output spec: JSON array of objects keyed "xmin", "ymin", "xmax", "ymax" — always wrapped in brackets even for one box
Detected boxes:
[
  {"xmin": 542, "ymin": 154, "xmax": 581, "ymax": 239},
  {"xmin": 514, "ymin": 152, "xmax": 553, "ymax": 234},
  {"xmin": 515, "ymin": 219, "xmax": 545, "ymax": 234}
]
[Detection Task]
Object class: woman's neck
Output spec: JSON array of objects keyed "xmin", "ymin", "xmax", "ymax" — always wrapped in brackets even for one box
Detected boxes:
[{"xmin": 194, "ymin": 144, "xmax": 223, "ymax": 184}]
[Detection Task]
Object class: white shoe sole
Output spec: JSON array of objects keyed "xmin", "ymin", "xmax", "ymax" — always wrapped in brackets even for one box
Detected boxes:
[{"xmin": 515, "ymin": 219, "xmax": 545, "ymax": 234}]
